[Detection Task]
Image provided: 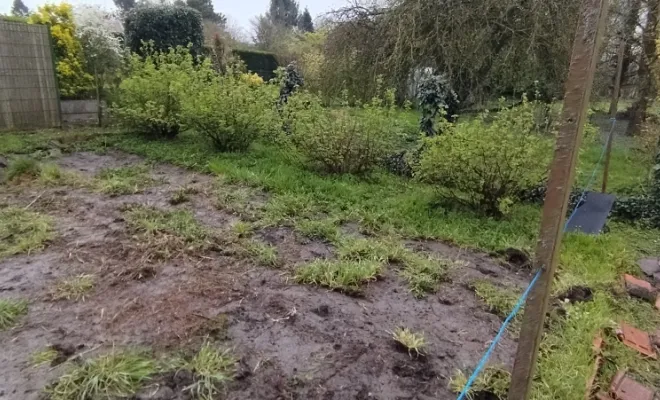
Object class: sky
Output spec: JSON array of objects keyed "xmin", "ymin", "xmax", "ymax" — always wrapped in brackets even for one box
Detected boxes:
[{"xmin": 3, "ymin": 0, "xmax": 347, "ymax": 34}]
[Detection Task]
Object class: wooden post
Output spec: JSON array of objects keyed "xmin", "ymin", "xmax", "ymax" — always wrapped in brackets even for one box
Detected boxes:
[
  {"xmin": 602, "ymin": 37, "xmax": 626, "ymax": 193},
  {"xmin": 507, "ymin": 1, "xmax": 610, "ymax": 399}
]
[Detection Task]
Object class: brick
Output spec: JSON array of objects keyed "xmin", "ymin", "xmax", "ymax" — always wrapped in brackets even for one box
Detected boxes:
[
  {"xmin": 624, "ymin": 274, "xmax": 657, "ymax": 302},
  {"xmin": 617, "ymin": 323, "xmax": 657, "ymax": 359},
  {"xmin": 609, "ymin": 371, "xmax": 655, "ymax": 400}
]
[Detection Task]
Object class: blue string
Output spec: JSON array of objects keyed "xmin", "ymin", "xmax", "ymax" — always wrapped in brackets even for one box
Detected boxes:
[{"xmin": 456, "ymin": 118, "xmax": 616, "ymax": 399}]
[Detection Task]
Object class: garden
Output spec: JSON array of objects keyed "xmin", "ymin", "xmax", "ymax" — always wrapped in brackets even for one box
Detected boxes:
[{"xmin": 2, "ymin": 0, "xmax": 660, "ymax": 399}]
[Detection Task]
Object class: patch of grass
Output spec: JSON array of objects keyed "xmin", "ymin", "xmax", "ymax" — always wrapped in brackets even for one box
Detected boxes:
[
  {"xmin": 183, "ymin": 342, "xmax": 236, "ymax": 400},
  {"xmin": 95, "ymin": 165, "xmax": 157, "ymax": 196},
  {"xmin": 231, "ymin": 221, "xmax": 253, "ymax": 238},
  {"xmin": 51, "ymin": 274, "xmax": 95, "ymax": 301},
  {"xmin": 169, "ymin": 186, "xmax": 197, "ymax": 205},
  {"xmin": 471, "ymin": 280, "xmax": 521, "ymax": 319},
  {"xmin": 122, "ymin": 205, "xmax": 210, "ymax": 257},
  {"xmin": 295, "ymin": 259, "xmax": 381, "ymax": 294},
  {"xmin": 241, "ymin": 240, "xmax": 279, "ymax": 267},
  {"xmin": 215, "ymin": 186, "xmax": 264, "ymax": 220},
  {"xmin": 30, "ymin": 347, "xmax": 58, "ymax": 367},
  {"xmin": 0, "ymin": 299, "xmax": 28, "ymax": 330},
  {"xmin": 5, "ymin": 157, "xmax": 40, "ymax": 182},
  {"xmin": 398, "ymin": 253, "xmax": 450, "ymax": 297},
  {"xmin": 123, "ymin": 205, "xmax": 207, "ymax": 243},
  {"xmin": 294, "ymin": 218, "xmax": 341, "ymax": 243},
  {"xmin": 0, "ymin": 207, "xmax": 54, "ymax": 259},
  {"xmin": 390, "ymin": 327, "xmax": 426, "ymax": 356},
  {"xmin": 336, "ymin": 238, "xmax": 390, "ymax": 262},
  {"xmin": 48, "ymin": 351, "xmax": 158, "ymax": 400},
  {"xmin": 449, "ymin": 366, "xmax": 511, "ymax": 399}
]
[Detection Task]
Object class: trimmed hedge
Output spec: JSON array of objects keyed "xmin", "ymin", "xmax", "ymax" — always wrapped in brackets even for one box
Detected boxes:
[
  {"xmin": 124, "ymin": 5, "xmax": 203, "ymax": 56},
  {"xmin": 233, "ymin": 49, "xmax": 279, "ymax": 80}
]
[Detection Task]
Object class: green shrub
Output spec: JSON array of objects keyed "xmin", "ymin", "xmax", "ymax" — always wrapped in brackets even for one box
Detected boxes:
[
  {"xmin": 180, "ymin": 75, "xmax": 279, "ymax": 152},
  {"xmin": 286, "ymin": 89, "xmax": 405, "ymax": 174},
  {"xmin": 112, "ymin": 46, "xmax": 211, "ymax": 138},
  {"xmin": 124, "ymin": 5, "xmax": 203, "ymax": 56},
  {"xmin": 415, "ymin": 101, "xmax": 552, "ymax": 216},
  {"xmin": 5, "ymin": 157, "xmax": 40, "ymax": 182}
]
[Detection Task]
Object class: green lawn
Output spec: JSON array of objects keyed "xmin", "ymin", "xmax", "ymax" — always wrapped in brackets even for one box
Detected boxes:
[{"xmin": 1, "ymin": 126, "xmax": 659, "ymax": 398}]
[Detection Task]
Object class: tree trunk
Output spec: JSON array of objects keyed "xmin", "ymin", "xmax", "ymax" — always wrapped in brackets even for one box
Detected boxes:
[
  {"xmin": 627, "ymin": 0, "xmax": 660, "ymax": 135},
  {"xmin": 94, "ymin": 65, "xmax": 102, "ymax": 128},
  {"xmin": 620, "ymin": 0, "xmax": 641, "ymax": 89}
]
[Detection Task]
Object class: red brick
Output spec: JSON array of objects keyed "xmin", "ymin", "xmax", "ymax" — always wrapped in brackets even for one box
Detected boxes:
[
  {"xmin": 609, "ymin": 371, "xmax": 655, "ymax": 400},
  {"xmin": 624, "ymin": 274, "xmax": 657, "ymax": 302}
]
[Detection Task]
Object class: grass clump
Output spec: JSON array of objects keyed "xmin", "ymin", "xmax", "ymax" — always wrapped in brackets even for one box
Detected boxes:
[
  {"xmin": 0, "ymin": 207, "xmax": 54, "ymax": 259},
  {"xmin": 51, "ymin": 274, "xmax": 95, "ymax": 301},
  {"xmin": 390, "ymin": 327, "xmax": 426, "ymax": 356},
  {"xmin": 169, "ymin": 186, "xmax": 197, "ymax": 205},
  {"xmin": 30, "ymin": 347, "xmax": 58, "ymax": 367},
  {"xmin": 294, "ymin": 218, "xmax": 341, "ymax": 243},
  {"xmin": 449, "ymin": 366, "xmax": 511, "ymax": 399},
  {"xmin": 123, "ymin": 205, "xmax": 207, "ymax": 243},
  {"xmin": 398, "ymin": 253, "xmax": 450, "ymax": 297},
  {"xmin": 295, "ymin": 259, "xmax": 381, "ymax": 294},
  {"xmin": 241, "ymin": 240, "xmax": 279, "ymax": 267},
  {"xmin": 471, "ymin": 280, "xmax": 521, "ymax": 319},
  {"xmin": 95, "ymin": 165, "xmax": 157, "ymax": 196},
  {"xmin": 4, "ymin": 157, "xmax": 40, "ymax": 182},
  {"xmin": 230, "ymin": 221, "xmax": 253, "ymax": 238},
  {"xmin": 0, "ymin": 299, "xmax": 28, "ymax": 330},
  {"xmin": 49, "ymin": 351, "xmax": 158, "ymax": 400},
  {"xmin": 183, "ymin": 342, "xmax": 236, "ymax": 400}
]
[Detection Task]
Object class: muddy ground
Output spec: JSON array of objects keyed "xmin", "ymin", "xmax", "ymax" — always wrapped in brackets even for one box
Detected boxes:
[{"xmin": 0, "ymin": 151, "xmax": 531, "ymax": 400}]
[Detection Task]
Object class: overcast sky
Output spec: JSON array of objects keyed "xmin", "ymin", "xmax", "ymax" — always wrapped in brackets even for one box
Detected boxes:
[{"xmin": 2, "ymin": 0, "xmax": 347, "ymax": 34}]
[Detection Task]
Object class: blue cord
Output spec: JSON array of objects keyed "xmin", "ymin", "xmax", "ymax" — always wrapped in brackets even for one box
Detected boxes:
[
  {"xmin": 456, "ymin": 269, "xmax": 542, "ymax": 400},
  {"xmin": 456, "ymin": 118, "xmax": 616, "ymax": 399}
]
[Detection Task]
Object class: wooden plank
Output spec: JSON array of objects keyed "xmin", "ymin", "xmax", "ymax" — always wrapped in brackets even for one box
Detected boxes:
[{"xmin": 507, "ymin": 0, "xmax": 610, "ymax": 399}]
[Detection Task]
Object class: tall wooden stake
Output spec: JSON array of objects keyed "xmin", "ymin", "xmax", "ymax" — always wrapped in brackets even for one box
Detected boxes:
[
  {"xmin": 602, "ymin": 37, "xmax": 626, "ymax": 193},
  {"xmin": 507, "ymin": 1, "xmax": 610, "ymax": 399}
]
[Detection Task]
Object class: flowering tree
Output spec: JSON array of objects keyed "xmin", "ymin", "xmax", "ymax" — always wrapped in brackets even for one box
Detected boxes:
[
  {"xmin": 28, "ymin": 3, "xmax": 93, "ymax": 97},
  {"xmin": 74, "ymin": 5, "xmax": 123, "ymax": 124}
]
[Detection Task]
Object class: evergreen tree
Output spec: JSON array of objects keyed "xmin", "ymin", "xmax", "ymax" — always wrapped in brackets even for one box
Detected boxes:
[
  {"xmin": 297, "ymin": 7, "xmax": 313, "ymax": 32},
  {"xmin": 186, "ymin": 0, "xmax": 226, "ymax": 25},
  {"xmin": 113, "ymin": 0, "xmax": 136, "ymax": 14},
  {"xmin": 11, "ymin": 0, "xmax": 29, "ymax": 17},
  {"xmin": 268, "ymin": 0, "xmax": 298, "ymax": 28}
]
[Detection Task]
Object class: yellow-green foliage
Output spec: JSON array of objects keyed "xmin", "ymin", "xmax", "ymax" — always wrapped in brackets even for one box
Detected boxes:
[
  {"xmin": 184, "ymin": 342, "xmax": 236, "ymax": 400},
  {"xmin": 390, "ymin": 327, "xmax": 426, "ymax": 356},
  {"xmin": 28, "ymin": 3, "xmax": 93, "ymax": 96},
  {"xmin": 180, "ymin": 73, "xmax": 279, "ymax": 151},
  {"xmin": 0, "ymin": 299, "xmax": 28, "ymax": 330},
  {"xmin": 416, "ymin": 100, "xmax": 553, "ymax": 216},
  {"xmin": 295, "ymin": 259, "xmax": 381, "ymax": 294},
  {"xmin": 449, "ymin": 367, "xmax": 511, "ymax": 399},
  {"xmin": 285, "ymin": 87, "xmax": 406, "ymax": 174}
]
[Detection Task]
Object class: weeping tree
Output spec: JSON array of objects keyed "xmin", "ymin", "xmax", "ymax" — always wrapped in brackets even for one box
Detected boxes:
[{"xmin": 322, "ymin": 0, "xmax": 584, "ymax": 106}]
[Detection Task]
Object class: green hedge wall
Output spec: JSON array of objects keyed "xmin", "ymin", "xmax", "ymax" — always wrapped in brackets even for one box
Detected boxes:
[
  {"xmin": 124, "ymin": 5, "xmax": 203, "ymax": 56},
  {"xmin": 233, "ymin": 49, "xmax": 279, "ymax": 80}
]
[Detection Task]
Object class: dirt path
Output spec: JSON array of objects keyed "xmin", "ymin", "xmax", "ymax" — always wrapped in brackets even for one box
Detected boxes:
[{"xmin": 0, "ymin": 152, "xmax": 530, "ymax": 400}]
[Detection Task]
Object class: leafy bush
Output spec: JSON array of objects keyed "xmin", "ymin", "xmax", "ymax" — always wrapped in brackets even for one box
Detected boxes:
[
  {"xmin": 112, "ymin": 46, "xmax": 210, "ymax": 138},
  {"xmin": 180, "ymin": 74, "xmax": 279, "ymax": 152},
  {"xmin": 417, "ymin": 74, "xmax": 459, "ymax": 136},
  {"xmin": 415, "ymin": 101, "xmax": 552, "ymax": 216},
  {"xmin": 285, "ymin": 89, "xmax": 405, "ymax": 174},
  {"xmin": 124, "ymin": 5, "xmax": 203, "ymax": 56}
]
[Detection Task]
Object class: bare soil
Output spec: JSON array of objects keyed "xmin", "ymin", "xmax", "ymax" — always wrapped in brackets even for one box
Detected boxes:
[{"xmin": 0, "ymin": 151, "xmax": 530, "ymax": 400}]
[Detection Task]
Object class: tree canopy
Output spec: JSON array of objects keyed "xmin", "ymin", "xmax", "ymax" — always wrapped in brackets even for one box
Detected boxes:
[
  {"xmin": 11, "ymin": 0, "xmax": 29, "ymax": 17},
  {"xmin": 269, "ymin": 0, "xmax": 299, "ymax": 28},
  {"xmin": 298, "ymin": 7, "xmax": 313, "ymax": 32}
]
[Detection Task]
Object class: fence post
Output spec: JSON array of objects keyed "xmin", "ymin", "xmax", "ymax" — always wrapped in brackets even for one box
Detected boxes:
[{"xmin": 507, "ymin": 1, "xmax": 610, "ymax": 399}]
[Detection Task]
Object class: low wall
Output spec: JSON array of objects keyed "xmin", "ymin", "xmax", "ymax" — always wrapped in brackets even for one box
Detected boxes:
[{"xmin": 61, "ymin": 99, "xmax": 103, "ymax": 125}]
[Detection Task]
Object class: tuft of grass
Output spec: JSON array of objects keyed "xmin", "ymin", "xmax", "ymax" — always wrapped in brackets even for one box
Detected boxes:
[
  {"xmin": 294, "ymin": 218, "xmax": 341, "ymax": 243},
  {"xmin": 51, "ymin": 274, "xmax": 95, "ymax": 301},
  {"xmin": 449, "ymin": 366, "xmax": 511, "ymax": 399},
  {"xmin": 49, "ymin": 351, "xmax": 158, "ymax": 400},
  {"xmin": 123, "ymin": 205, "xmax": 208, "ymax": 243},
  {"xmin": 0, "ymin": 299, "xmax": 28, "ymax": 330},
  {"xmin": 230, "ymin": 221, "xmax": 253, "ymax": 238},
  {"xmin": 390, "ymin": 327, "xmax": 426, "ymax": 356},
  {"xmin": 30, "ymin": 347, "xmax": 58, "ymax": 367},
  {"xmin": 5, "ymin": 157, "xmax": 40, "ymax": 182},
  {"xmin": 398, "ymin": 253, "xmax": 450, "ymax": 297},
  {"xmin": 183, "ymin": 342, "xmax": 236, "ymax": 400},
  {"xmin": 241, "ymin": 240, "xmax": 279, "ymax": 267},
  {"xmin": 95, "ymin": 165, "xmax": 157, "ymax": 196},
  {"xmin": 169, "ymin": 188, "xmax": 191, "ymax": 205},
  {"xmin": 295, "ymin": 259, "xmax": 381, "ymax": 294},
  {"xmin": 336, "ymin": 238, "xmax": 390, "ymax": 262},
  {"xmin": 471, "ymin": 280, "xmax": 521, "ymax": 319},
  {"xmin": 215, "ymin": 186, "xmax": 263, "ymax": 220},
  {"xmin": 0, "ymin": 207, "xmax": 54, "ymax": 259}
]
